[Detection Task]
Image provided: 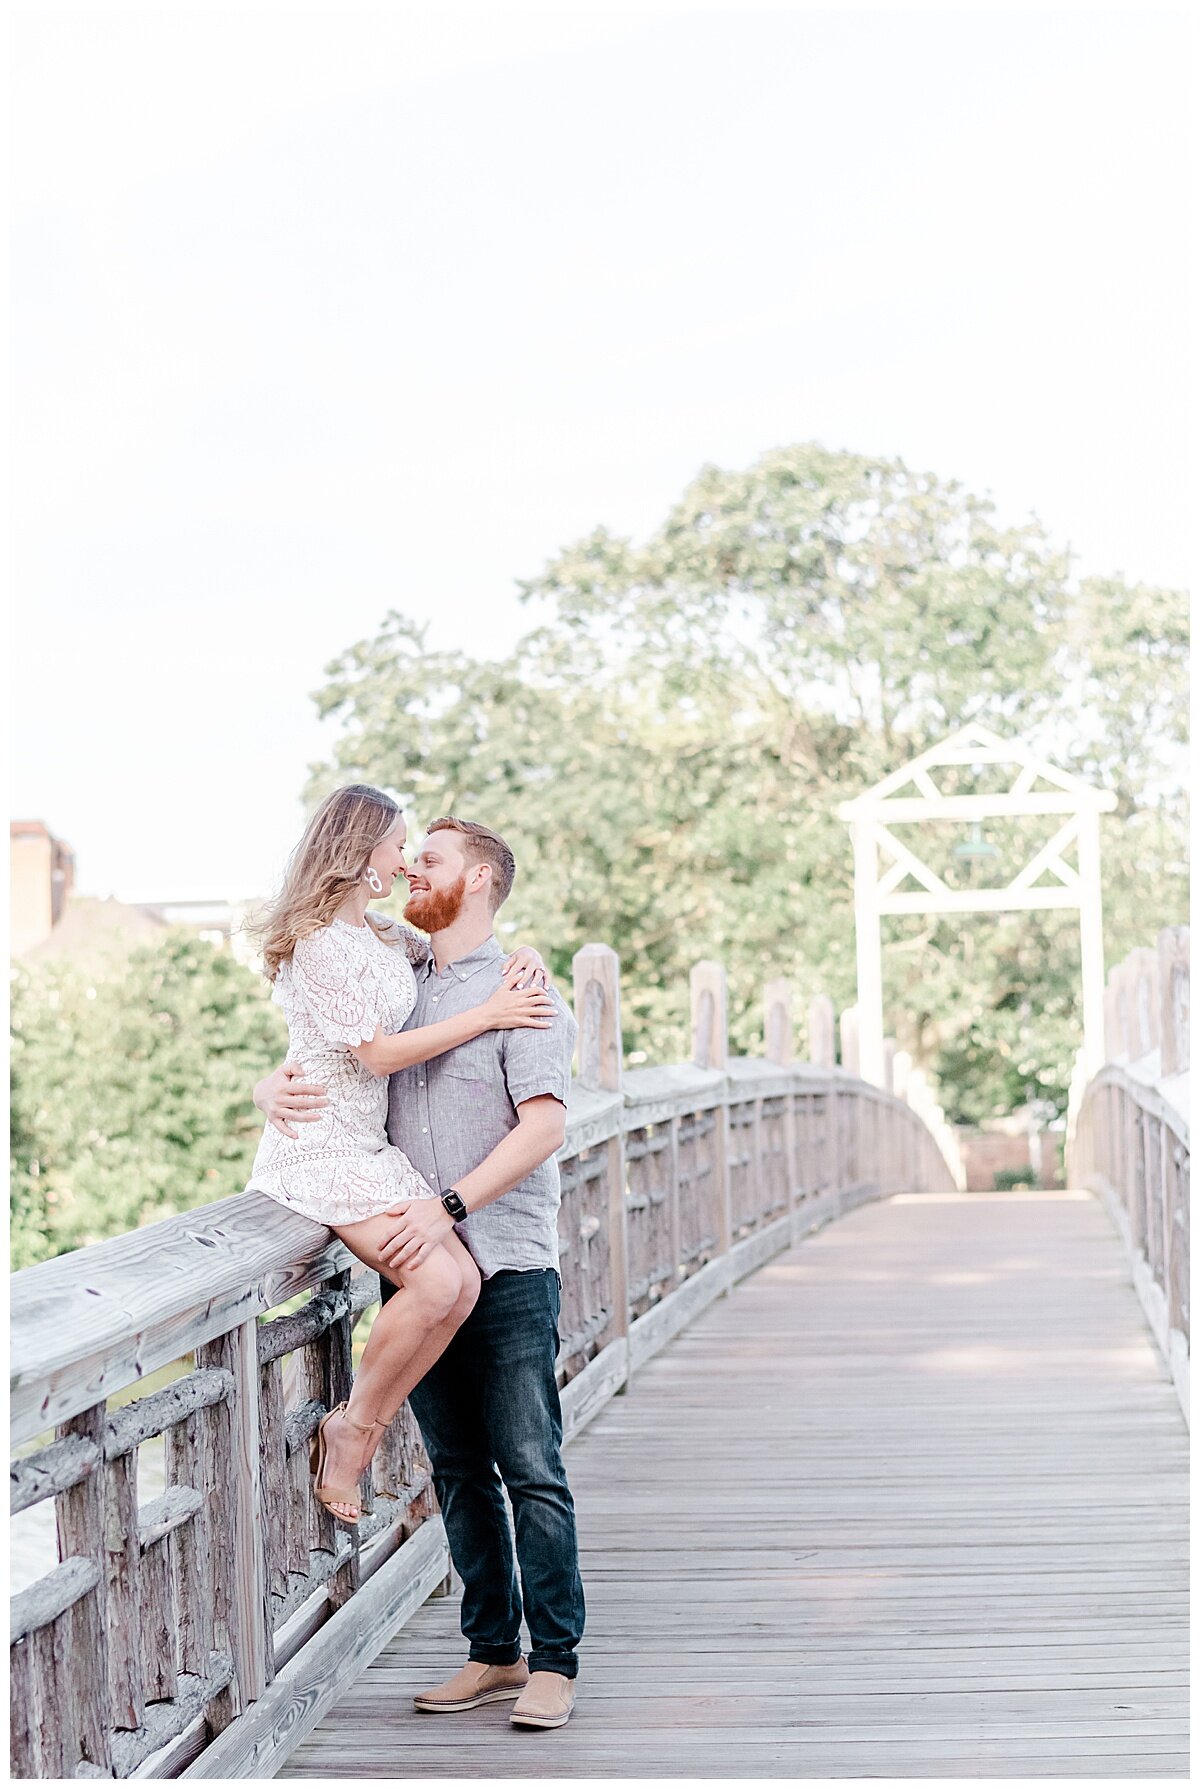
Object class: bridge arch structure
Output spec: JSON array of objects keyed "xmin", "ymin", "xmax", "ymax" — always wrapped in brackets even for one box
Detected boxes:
[{"xmin": 837, "ymin": 723, "xmax": 1117, "ymax": 1089}]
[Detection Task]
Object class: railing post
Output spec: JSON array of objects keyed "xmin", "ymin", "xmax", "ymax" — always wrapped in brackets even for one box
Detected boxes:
[
  {"xmin": 574, "ymin": 943, "xmax": 624, "ymax": 1095},
  {"xmin": 836, "ymin": 1007, "xmax": 860, "ymax": 1202},
  {"xmin": 573, "ymin": 944, "xmax": 629, "ymax": 1354},
  {"xmin": 807, "ymin": 993, "xmax": 835, "ymax": 1070},
  {"xmin": 691, "ymin": 960, "xmax": 732, "ymax": 1263},
  {"xmin": 195, "ymin": 1318, "xmax": 270, "ymax": 1721},
  {"xmin": 882, "ymin": 1038, "xmax": 897, "ymax": 1095},
  {"xmin": 691, "ymin": 960, "xmax": 728, "ymax": 1076},
  {"xmin": 764, "ymin": 978, "xmax": 793, "ymax": 1067},
  {"xmin": 55, "ymin": 1403, "xmax": 112, "ymax": 1773},
  {"xmin": 666, "ymin": 1111, "xmax": 683, "ymax": 1299},
  {"xmin": 1103, "ymin": 968, "xmax": 1124, "ymax": 1062},
  {"xmin": 893, "ymin": 1051, "xmax": 912, "ymax": 1191},
  {"xmin": 1159, "ymin": 926, "xmax": 1190, "ymax": 1078},
  {"xmin": 838, "ymin": 1005, "xmax": 860, "ymax": 1079},
  {"xmin": 1167, "ymin": 1124, "xmax": 1190, "ymax": 1348},
  {"xmin": 325, "ymin": 1267, "xmax": 362, "ymax": 1614},
  {"xmin": 765, "ymin": 979, "xmax": 800, "ymax": 1229},
  {"xmin": 807, "ymin": 991, "xmax": 837, "ymax": 1202}
]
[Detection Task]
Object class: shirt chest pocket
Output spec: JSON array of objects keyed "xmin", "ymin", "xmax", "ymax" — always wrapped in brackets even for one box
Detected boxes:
[{"xmin": 440, "ymin": 1036, "xmax": 501, "ymax": 1084}]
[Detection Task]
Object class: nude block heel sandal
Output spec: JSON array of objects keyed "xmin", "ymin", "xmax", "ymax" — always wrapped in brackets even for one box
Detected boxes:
[{"xmin": 309, "ymin": 1401, "xmax": 386, "ymax": 1526}]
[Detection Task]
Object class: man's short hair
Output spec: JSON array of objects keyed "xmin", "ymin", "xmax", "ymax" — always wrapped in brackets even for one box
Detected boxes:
[{"xmin": 426, "ymin": 816, "xmax": 516, "ymax": 911}]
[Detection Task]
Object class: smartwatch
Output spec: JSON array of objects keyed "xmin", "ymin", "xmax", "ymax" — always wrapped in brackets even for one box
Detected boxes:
[{"xmin": 441, "ymin": 1186, "xmax": 468, "ymax": 1222}]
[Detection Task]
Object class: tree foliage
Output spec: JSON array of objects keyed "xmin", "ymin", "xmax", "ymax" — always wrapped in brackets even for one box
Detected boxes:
[
  {"xmin": 11, "ymin": 448, "xmax": 1186, "ymax": 1275},
  {"xmin": 10, "ymin": 934, "xmax": 286, "ymax": 1268},
  {"xmin": 308, "ymin": 444, "xmax": 1187, "ymax": 1122}
]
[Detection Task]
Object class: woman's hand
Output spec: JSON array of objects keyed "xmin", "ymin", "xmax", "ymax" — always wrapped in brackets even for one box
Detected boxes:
[
  {"xmin": 253, "ymin": 1060, "xmax": 329, "ymax": 1139},
  {"xmin": 500, "ymin": 945, "xmax": 551, "ymax": 990},
  {"xmin": 480, "ymin": 983, "xmax": 557, "ymax": 1030}
]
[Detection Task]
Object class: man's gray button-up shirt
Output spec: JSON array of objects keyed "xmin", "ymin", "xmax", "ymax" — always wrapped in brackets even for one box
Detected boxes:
[{"xmin": 386, "ymin": 934, "xmax": 577, "ymax": 1279}]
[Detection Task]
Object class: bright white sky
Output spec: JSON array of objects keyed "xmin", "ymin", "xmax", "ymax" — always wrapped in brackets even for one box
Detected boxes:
[{"xmin": 11, "ymin": 2, "xmax": 1192, "ymax": 905}]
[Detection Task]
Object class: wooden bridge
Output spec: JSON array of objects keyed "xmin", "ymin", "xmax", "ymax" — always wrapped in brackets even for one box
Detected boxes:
[
  {"xmin": 284, "ymin": 1187, "xmax": 1188, "ymax": 1780},
  {"xmin": 9, "ymin": 945, "xmax": 1189, "ymax": 1779}
]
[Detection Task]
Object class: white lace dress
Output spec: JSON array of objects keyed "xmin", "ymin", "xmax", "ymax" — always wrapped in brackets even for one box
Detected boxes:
[{"xmin": 246, "ymin": 915, "xmax": 440, "ymax": 1225}]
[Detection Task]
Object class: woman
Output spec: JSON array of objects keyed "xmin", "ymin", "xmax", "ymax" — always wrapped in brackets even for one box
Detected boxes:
[{"xmin": 248, "ymin": 784, "xmax": 554, "ymax": 1524}]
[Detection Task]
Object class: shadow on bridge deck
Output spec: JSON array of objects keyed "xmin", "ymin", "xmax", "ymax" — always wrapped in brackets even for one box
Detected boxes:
[{"xmin": 280, "ymin": 1190, "xmax": 1189, "ymax": 1779}]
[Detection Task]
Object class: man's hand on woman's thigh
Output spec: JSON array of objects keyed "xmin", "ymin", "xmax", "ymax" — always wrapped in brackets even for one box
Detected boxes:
[{"xmin": 380, "ymin": 1198, "xmax": 457, "ymax": 1271}]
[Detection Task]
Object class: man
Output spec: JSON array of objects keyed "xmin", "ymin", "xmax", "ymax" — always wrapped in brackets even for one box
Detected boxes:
[{"xmin": 254, "ymin": 816, "xmax": 584, "ymax": 1731}]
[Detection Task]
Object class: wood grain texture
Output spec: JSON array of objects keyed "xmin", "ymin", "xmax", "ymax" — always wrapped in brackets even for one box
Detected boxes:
[
  {"xmin": 165, "ymin": 1411, "xmax": 214, "ymax": 1679},
  {"xmin": 103, "ymin": 1449, "xmax": 144, "ymax": 1732},
  {"xmin": 9, "ymin": 1554, "xmax": 101, "ymax": 1646},
  {"xmin": 183, "ymin": 1518, "xmax": 450, "ymax": 1779},
  {"xmin": 195, "ymin": 1323, "xmax": 266, "ymax": 1729},
  {"xmin": 11, "ymin": 1430, "xmax": 102, "ymax": 1514},
  {"xmin": 138, "ymin": 1530, "xmax": 177, "ymax": 1703},
  {"xmin": 51, "ymin": 1403, "xmax": 111, "ymax": 1773},
  {"xmin": 9, "ymin": 1629, "xmax": 38, "ymax": 1778},
  {"xmin": 9, "ymin": 1195, "xmax": 344, "ymax": 1446},
  {"xmin": 280, "ymin": 1190, "xmax": 1189, "ymax": 1780}
]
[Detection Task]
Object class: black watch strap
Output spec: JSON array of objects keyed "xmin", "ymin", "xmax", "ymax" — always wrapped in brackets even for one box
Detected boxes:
[{"xmin": 441, "ymin": 1187, "xmax": 468, "ymax": 1222}]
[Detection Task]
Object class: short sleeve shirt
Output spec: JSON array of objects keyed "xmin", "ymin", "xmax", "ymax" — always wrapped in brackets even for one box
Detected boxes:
[{"xmin": 385, "ymin": 934, "xmax": 577, "ymax": 1278}]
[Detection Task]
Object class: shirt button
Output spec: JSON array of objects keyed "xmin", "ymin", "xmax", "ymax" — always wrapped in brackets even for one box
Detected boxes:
[
  {"xmin": 432, "ymin": 996, "xmax": 439, "ymax": 1004},
  {"xmin": 422, "ymin": 1126, "xmax": 428, "ymax": 1134},
  {"xmin": 418, "ymin": 1078, "xmax": 424, "ymax": 1087}
]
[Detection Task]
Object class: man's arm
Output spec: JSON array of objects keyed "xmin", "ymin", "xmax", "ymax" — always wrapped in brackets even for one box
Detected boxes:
[{"xmin": 378, "ymin": 1095, "xmax": 567, "ymax": 1272}]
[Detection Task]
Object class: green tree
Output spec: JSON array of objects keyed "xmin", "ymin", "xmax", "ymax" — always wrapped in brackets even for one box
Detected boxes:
[
  {"xmin": 309, "ymin": 443, "xmax": 1187, "ymax": 1120},
  {"xmin": 10, "ymin": 934, "xmax": 286, "ymax": 1268}
]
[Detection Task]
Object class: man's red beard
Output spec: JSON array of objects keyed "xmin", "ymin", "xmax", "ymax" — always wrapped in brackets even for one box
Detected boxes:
[{"xmin": 403, "ymin": 874, "xmax": 467, "ymax": 935}]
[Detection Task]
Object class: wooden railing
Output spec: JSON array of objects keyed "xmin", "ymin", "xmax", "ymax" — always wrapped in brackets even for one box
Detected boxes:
[
  {"xmin": 9, "ymin": 949, "xmax": 959, "ymax": 1780},
  {"xmin": 1066, "ymin": 927, "xmax": 1190, "ymax": 1424}
]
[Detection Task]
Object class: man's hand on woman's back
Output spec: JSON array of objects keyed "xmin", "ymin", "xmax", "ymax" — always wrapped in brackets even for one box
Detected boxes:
[{"xmin": 253, "ymin": 1061, "xmax": 329, "ymax": 1139}]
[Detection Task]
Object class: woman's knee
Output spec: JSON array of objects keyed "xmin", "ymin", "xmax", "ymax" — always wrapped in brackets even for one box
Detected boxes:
[
  {"xmin": 401, "ymin": 1249, "xmax": 462, "ymax": 1323},
  {"xmin": 387, "ymin": 1235, "xmax": 480, "ymax": 1326}
]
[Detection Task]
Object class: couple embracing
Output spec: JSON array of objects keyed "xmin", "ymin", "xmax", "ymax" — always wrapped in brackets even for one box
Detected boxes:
[{"xmin": 246, "ymin": 784, "xmax": 583, "ymax": 1731}]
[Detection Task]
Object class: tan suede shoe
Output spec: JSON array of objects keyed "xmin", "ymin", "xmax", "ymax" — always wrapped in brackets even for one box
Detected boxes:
[
  {"xmin": 509, "ymin": 1670, "xmax": 576, "ymax": 1729},
  {"xmin": 412, "ymin": 1659, "xmax": 529, "ymax": 1713}
]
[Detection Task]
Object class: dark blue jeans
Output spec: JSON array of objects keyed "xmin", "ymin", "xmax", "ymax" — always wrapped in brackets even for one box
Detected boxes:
[{"xmin": 400, "ymin": 1266, "xmax": 585, "ymax": 1678}]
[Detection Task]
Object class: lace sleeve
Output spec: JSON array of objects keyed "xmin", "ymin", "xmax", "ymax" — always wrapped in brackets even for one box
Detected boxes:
[
  {"xmin": 291, "ymin": 927, "xmax": 389, "ymax": 1047},
  {"xmin": 370, "ymin": 914, "xmax": 431, "ymax": 969}
]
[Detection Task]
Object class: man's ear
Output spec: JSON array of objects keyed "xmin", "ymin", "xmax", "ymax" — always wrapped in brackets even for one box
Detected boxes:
[{"xmin": 470, "ymin": 862, "xmax": 493, "ymax": 901}]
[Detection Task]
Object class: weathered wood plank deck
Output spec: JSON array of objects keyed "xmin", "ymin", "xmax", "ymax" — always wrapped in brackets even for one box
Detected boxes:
[{"xmin": 281, "ymin": 1190, "xmax": 1189, "ymax": 1779}]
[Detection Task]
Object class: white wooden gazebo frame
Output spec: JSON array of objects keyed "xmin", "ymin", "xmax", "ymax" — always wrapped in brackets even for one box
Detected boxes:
[{"xmin": 836, "ymin": 723, "xmax": 1117, "ymax": 1090}]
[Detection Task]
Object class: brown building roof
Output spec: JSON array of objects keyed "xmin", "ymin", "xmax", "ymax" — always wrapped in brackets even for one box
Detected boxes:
[{"xmin": 21, "ymin": 895, "xmax": 167, "ymax": 967}]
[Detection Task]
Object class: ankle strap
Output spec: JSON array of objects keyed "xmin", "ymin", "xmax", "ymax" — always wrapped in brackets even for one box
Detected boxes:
[{"xmin": 330, "ymin": 1402, "xmax": 388, "ymax": 1434}]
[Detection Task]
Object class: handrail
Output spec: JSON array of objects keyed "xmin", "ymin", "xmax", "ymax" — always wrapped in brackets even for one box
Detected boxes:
[
  {"xmin": 9, "ymin": 950, "xmax": 958, "ymax": 1779},
  {"xmin": 1081, "ymin": 1061, "xmax": 1189, "ymax": 1151},
  {"xmin": 1066, "ymin": 927, "xmax": 1190, "ymax": 1428},
  {"xmin": 1067, "ymin": 1063, "xmax": 1189, "ymax": 1426}
]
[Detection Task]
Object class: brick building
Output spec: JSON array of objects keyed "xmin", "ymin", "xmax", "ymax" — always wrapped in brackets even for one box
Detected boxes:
[
  {"xmin": 10, "ymin": 820, "xmax": 75, "ymax": 956},
  {"xmin": 11, "ymin": 819, "xmax": 260, "ymax": 969}
]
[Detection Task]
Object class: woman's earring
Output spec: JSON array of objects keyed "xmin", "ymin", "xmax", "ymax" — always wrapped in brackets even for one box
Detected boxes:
[{"xmin": 365, "ymin": 867, "xmax": 384, "ymax": 895}]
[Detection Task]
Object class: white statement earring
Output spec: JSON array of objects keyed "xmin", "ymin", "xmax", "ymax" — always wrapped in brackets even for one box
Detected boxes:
[{"xmin": 364, "ymin": 867, "xmax": 384, "ymax": 895}]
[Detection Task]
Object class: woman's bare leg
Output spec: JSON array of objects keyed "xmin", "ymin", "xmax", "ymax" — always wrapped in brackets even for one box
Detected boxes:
[
  {"xmin": 315, "ymin": 1218, "xmax": 480, "ymax": 1517},
  {"xmin": 354, "ymin": 1230, "xmax": 481, "ymax": 1429}
]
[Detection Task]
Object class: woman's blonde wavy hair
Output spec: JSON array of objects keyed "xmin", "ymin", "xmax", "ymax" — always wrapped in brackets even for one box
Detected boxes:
[{"xmin": 258, "ymin": 784, "xmax": 404, "ymax": 981}]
